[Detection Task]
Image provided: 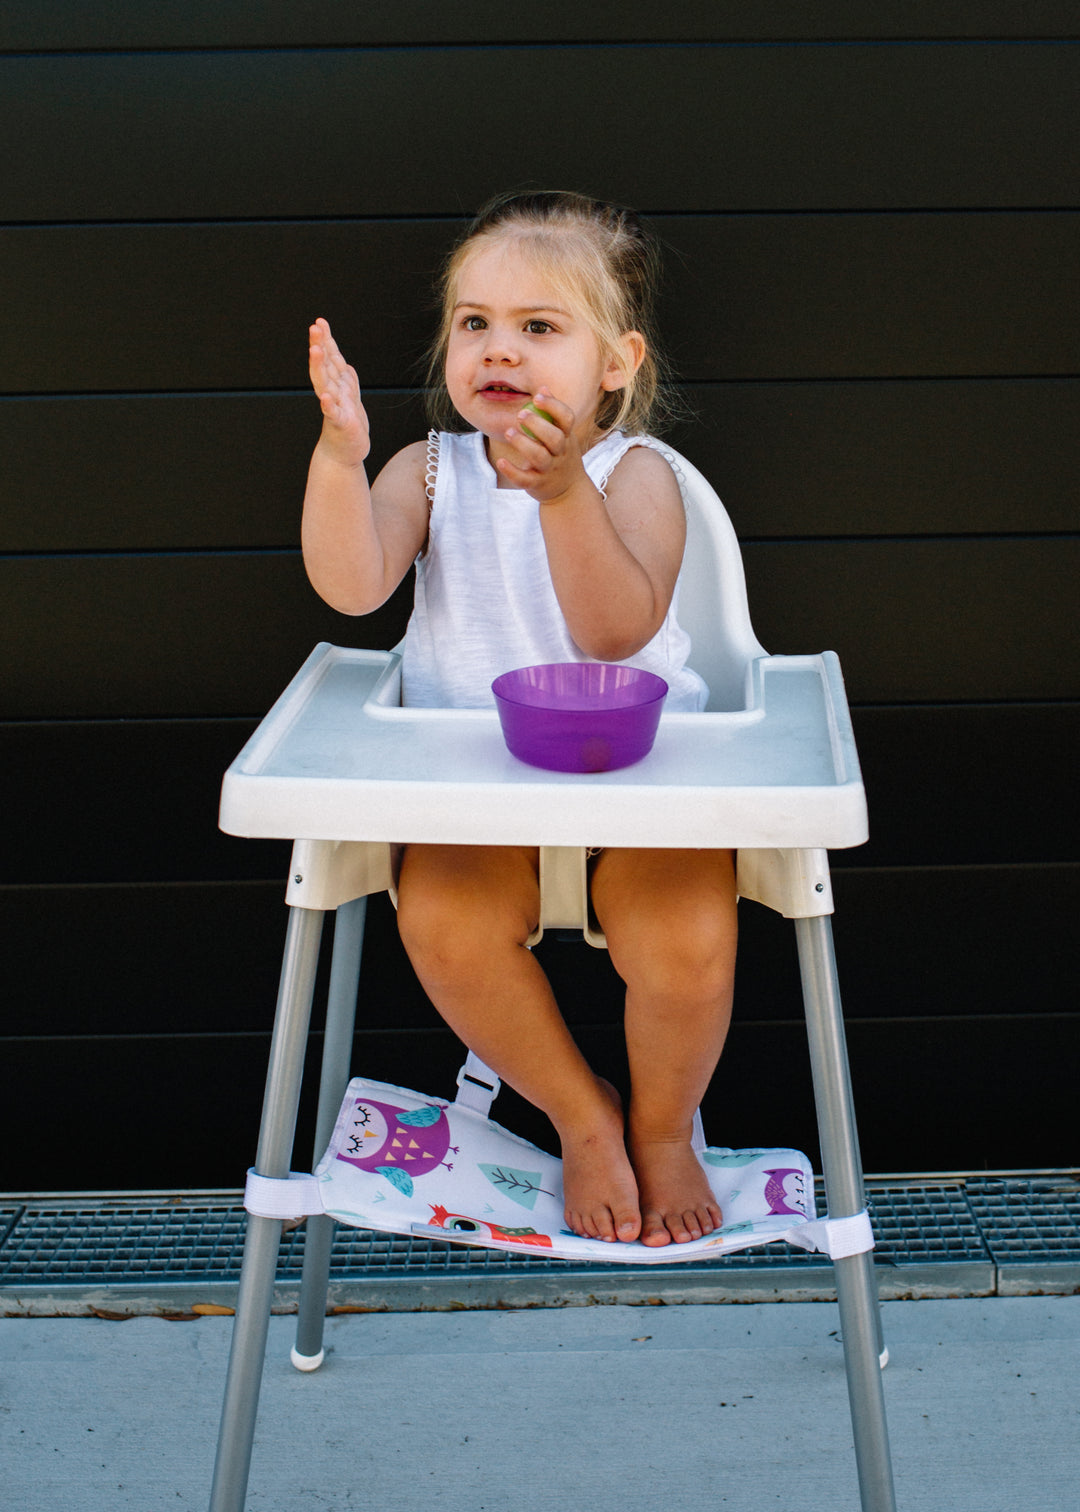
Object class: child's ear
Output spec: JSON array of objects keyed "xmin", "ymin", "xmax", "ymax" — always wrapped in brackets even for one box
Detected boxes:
[{"xmin": 601, "ymin": 330, "xmax": 646, "ymax": 392}]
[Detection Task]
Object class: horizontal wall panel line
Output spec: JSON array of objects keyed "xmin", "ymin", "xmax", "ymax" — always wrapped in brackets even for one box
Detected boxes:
[
  {"xmin": 7, "ymin": 39, "xmax": 1074, "ymax": 53},
  {"xmin": 0, "ymin": 548, "xmax": 303, "ymax": 561},
  {"xmin": 3, "ymin": 2, "xmax": 1080, "ymax": 51},
  {"xmin": 6, "ymin": 208, "xmax": 1080, "ymax": 232},
  {"xmin": 4, "ymin": 374, "xmax": 1080, "ymax": 397},
  {"xmin": 6, "ymin": 38, "xmax": 1080, "ymax": 56},
  {"xmin": 7, "ymin": 1011, "xmax": 1077, "ymax": 1048},
  {"xmin": 0, "ymin": 215, "xmax": 473, "ymax": 231},
  {"xmin": 717, "ymin": 1014, "xmax": 1080, "ymax": 1030},
  {"xmin": 741, "ymin": 532, "xmax": 1079, "ymax": 546},
  {"xmin": 7, "ymin": 531, "xmax": 1079, "ymax": 563},
  {"xmin": 0, "ymin": 1028, "xmax": 442, "ymax": 1046},
  {"xmin": 835, "ymin": 859, "xmax": 1080, "ymax": 877},
  {"xmin": 0, "ymin": 716, "xmax": 259, "ymax": 730},
  {"xmin": 4, "ymin": 859, "xmax": 1073, "ymax": 896},
  {"xmin": 679, "ymin": 371, "xmax": 1080, "ymax": 383},
  {"xmin": 7, "ymin": 369, "xmax": 1080, "ymax": 395},
  {"xmin": 4, "ymin": 698, "xmax": 1075, "ymax": 729},
  {"xmin": 1, "ymin": 387, "xmax": 316, "ymax": 401},
  {"xmin": 0, "ymin": 878, "xmax": 277, "ymax": 895},
  {"xmin": 849, "ymin": 696, "xmax": 1080, "ymax": 711},
  {"xmin": 1, "ymin": 696, "xmax": 1076, "ymax": 724}
]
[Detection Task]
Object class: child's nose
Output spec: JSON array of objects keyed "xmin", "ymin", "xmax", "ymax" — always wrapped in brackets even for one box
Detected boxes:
[{"xmin": 482, "ymin": 328, "xmax": 520, "ymax": 363}]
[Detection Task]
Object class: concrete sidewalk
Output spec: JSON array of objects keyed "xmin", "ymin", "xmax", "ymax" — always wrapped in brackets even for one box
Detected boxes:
[{"xmin": 2, "ymin": 1295, "xmax": 1077, "ymax": 1511}]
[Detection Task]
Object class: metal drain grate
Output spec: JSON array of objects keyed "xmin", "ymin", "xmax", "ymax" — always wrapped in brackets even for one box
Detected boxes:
[
  {"xmin": 965, "ymin": 1176, "xmax": 1080, "ymax": 1295},
  {"xmin": 868, "ymin": 1185, "xmax": 990, "ymax": 1265},
  {"xmin": 0, "ymin": 1203, "xmax": 294, "ymax": 1287},
  {"xmin": 0, "ymin": 1202, "xmax": 817, "ymax": 1287},
  {"xmin": 2, "ymin": 1175, "xmax": 1077, "ymax": 1314},
  {"xmin": 967, "ymin": 1178, "xmax": 1080, "ymax": 1260}
]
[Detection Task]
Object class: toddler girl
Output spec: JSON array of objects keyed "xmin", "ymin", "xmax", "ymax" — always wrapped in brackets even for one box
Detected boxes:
[{"xmin": 302, "ymin": 191, "xmax": 737, "ymax": 1246}]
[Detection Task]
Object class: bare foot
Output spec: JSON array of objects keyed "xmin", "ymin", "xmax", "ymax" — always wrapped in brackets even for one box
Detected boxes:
[
  {"xmin": 628, "ymin": 1133, "xmax": 723, "ymax": 1247},
  {"xmin": 558, "ymin": 1079, "xmax": 641, "ymax": 1243}
]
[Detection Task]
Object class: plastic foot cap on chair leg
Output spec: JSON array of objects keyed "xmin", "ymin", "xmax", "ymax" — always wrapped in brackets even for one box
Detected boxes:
[
  {"xmin": 879, "ymin": 1347, "xmax": 889, "ymax": 1369},
  {"xmin": 290, "ymin": 1345, "xmax": 325, "ymax": 1372}
]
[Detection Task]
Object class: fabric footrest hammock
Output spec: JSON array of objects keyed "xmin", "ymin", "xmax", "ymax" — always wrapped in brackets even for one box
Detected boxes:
[{"xmin": 245, "ymin": 1073, "xmax": 874, "ymax": 1264}]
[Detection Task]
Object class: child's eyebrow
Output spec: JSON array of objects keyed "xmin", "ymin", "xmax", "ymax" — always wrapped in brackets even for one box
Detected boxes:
[{"xmin": 453, "ymin": 301, "xmax": 572, "ymax": 318}]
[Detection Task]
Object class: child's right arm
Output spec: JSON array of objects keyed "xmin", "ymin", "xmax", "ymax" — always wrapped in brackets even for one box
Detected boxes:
[{"xmin": 301, "ymin": 318, "xmax": 429, "ymax": 615}]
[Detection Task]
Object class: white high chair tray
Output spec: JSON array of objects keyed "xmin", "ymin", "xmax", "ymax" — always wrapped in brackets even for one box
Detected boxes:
[{"xmin": 219, "ymin": 642, "xmax": 866, "ymax": 850}]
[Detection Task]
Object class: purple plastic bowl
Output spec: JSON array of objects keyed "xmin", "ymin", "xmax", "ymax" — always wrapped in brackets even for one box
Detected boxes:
[{"xmin": 491, "ymin": 663, "xmax": 669, "ymax": 773}]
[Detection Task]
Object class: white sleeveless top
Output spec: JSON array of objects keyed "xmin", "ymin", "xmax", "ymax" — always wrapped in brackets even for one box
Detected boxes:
[{"xmin": 400, "ymin": 429, "xmax": 709, "ymax": 712}]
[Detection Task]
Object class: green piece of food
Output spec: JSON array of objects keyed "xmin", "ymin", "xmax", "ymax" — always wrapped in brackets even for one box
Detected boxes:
[{"xmin": 521, "ymin": 400, "xmax": 555, "ymax": 439}]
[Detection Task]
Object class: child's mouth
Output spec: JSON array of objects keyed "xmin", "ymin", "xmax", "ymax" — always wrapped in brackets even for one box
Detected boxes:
[{"xmin": 481, "ymin": 384, "xmax": 528, "ymax": 401}]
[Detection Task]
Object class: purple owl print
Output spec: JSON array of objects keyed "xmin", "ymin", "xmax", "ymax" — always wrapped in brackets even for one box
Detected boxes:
[
  {"xmin": 763, "ymin": 1167, "xmax": 807, "ymax": 1217},
  {"xmin": 336, "ymin": 1097, "xmax": 457, "ymax": 1198}
]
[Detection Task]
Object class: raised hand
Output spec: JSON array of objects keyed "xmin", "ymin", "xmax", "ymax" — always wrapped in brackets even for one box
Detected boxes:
[{"xmin": 309, "ymin": 317, "xmax": 370, "ymax": 464}]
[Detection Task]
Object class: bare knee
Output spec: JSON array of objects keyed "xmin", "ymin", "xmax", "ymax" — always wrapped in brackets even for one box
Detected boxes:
[
  {"xmin": 609, "ymin": 905, "xmax": 736, "ymax": 1007},
  {"xmin": 396, "ymin": 845, "xmax": 539, "ymax": 985},
  {"xmin": 593, "ymin": 850, "xmax": 737, "ymax": 1005}
]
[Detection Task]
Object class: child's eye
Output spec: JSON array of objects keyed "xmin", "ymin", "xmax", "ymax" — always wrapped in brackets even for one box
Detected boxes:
[
  {"xmin": 462, "ymin": 315, "xmax": 487, "ymax": 331},
  {"xmin": 525, "ymin": 319, "xmax": 552, "ymax": 335}
]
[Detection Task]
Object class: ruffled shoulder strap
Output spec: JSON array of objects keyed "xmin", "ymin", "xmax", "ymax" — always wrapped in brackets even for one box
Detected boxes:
[
  {"xmin": 425, "ymin": 429, "xmax": 440, "ymax": 504},
  {"xmin": 586, "ymin": 431, "xmax": 687, "ymax": 503}
]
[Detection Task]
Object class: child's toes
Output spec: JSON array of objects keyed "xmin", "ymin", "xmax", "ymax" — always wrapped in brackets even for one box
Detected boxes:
[
  {"xmin": 662, "ymin": 1209, "xmax": 699, "ymax": 1244},
  {"xmin": 565, "ymin": 1207, "xmax": 594, "ymax": 1240},
  {"xmin": 589, "ymin": 1205, "xmax": 621, "ymax": 1243},
  {"xmin": 614, "ymin": 1206, "xmax": 642, "ymax": 1243},
  {"xmin": 639, "ymin": 1207, "xmax": 673, "ymax": 1246},
  {"xmin": 566, "ymin": 1202, "xmax": 640, "ymax": 1244}
]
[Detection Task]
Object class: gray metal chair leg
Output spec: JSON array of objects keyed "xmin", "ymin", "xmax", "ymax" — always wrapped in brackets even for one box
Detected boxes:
[
  {"xmin": 796, "ymin": 914, "xmax": 897, "ymax": 1512},
  {"xmin": 209, "ymin": 905, "xmax": 325, "ymax": 1512},
  {"xmin": 293, "ymin": 895, "xmax": 368, "ymax": 1370}
]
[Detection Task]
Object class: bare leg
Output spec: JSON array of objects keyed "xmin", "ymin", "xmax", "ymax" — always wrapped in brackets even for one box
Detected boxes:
[
  {"xmin": 396, "ymin": 843, "xmax": 641, "ymax": 1242},
  {"xmin": 591, "ymin": 847, "xmax": 737, "ymax": 1246}
]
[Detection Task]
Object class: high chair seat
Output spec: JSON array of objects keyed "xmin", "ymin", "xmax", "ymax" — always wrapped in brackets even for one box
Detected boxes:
[{"xmin": 210, "ymin": 448, "xmax": 896, "ymax": 1512}]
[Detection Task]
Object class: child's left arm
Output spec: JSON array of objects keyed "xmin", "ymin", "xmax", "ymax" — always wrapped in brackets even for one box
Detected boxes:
[{"xmin": 497, "ymin": 396, "xmax": 686, "ymax": 663}]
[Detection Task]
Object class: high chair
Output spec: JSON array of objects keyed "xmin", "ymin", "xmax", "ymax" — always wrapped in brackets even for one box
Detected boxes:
[{"xmin": 211, "ymin": 449, "xmax": 896, "ymax": 1511}]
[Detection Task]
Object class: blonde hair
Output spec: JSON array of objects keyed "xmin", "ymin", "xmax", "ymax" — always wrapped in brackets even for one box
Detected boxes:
[{"xmin": 424, "ymin": 190, "xmax": 675, "ymax": 436}]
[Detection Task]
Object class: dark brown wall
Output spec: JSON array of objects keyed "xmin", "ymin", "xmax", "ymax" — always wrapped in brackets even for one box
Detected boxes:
[{"xmin": 2, "ymin": 3, "xmax": 1077, "ymax": 1187}]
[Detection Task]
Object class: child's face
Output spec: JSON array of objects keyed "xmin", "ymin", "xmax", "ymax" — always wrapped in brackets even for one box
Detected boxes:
[{"xmin": 444, "ymin": 237, "xmax": 628, "ymax": 456}]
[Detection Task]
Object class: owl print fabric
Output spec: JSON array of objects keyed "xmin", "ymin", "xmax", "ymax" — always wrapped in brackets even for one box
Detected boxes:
[{"xmin": 309, "ymin": 1075, "xmax": 819, "ymax": 1264}]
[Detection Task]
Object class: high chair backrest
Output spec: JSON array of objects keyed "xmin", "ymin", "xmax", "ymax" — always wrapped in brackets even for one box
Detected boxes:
[{"xmin": 667, "ymin": 447, "xmax": 767, "ymax": 711}]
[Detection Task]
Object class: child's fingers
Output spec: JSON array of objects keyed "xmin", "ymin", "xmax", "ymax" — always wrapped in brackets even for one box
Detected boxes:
[
  {"xmin": 515, "ymin": 411, "xmax": 555, "ymax": 447},
  {"xmin": 310, "ymin": 321, "xmax": 363, "ymax": 423},
  {"xmin": 310, "ymin": 316, "xmax": 339, "ymax": 357},
  {"xmin": 507, "ymin": 423, "xmax": 564, "ymax": 469},
  {"xmin": 514, "ymin": 392, "xmax": 571, "ymax": 453},
  {"xmin": 494, "ymin": 453, "xmax": 532, "ymax": 486},
  {"xmin": 501, "ymin": 429, "xmax": 553, "ymax": 476},
  {"xmin": 310, "ymin": 356, "xmax": 346, "ymax": 416},
  {"xmin": 309, "ymin": 319, "xmax": 349, "ymax": 386},
  {"xmin": 527, "ymin": 390, "xmax": 573, "ymax": 431}
]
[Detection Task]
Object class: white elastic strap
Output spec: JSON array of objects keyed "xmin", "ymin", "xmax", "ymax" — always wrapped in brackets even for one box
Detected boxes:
[
  {"xmin": 243, "ymin": 1169, "xmax": 322, "ymax": 1221},
  {"xmin": 787, "ymin": 1208, "xmax": 875, "ymax": 1260},
  {"xmin": 454, "ymin": 1054, "xmax": 501, "ymax": 1116}
]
